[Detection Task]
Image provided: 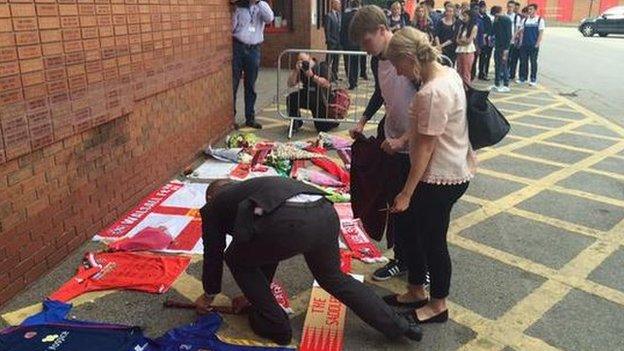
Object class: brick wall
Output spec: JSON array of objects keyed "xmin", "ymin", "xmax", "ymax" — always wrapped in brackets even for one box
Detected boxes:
[{"xmin": 0, "ymin": 0, "xmax": 234, "ymax": 306}]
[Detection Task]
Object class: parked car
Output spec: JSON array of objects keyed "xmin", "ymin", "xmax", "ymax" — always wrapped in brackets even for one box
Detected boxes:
[{"xmin": 579, "ymin": 6, "xmax": 624, "ymax": 37}]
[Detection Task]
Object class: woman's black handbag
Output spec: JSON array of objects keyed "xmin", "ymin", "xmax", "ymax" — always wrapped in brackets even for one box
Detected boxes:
[{"xmin": 466, "ymin": 85, "xmax": 510, "ymax": 150}]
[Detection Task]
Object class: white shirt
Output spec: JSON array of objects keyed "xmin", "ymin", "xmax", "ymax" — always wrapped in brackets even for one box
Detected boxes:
[
  {"xmin": 506, "ymin": 12, "xmax": 521, "ymax": 41},
  {"xmin": 523, "ymin": 15, "xmax": 546, "ymax": 30},
  {"xmin": 377, "ymin": 59, "xmax": 418, "ymax": 154}
]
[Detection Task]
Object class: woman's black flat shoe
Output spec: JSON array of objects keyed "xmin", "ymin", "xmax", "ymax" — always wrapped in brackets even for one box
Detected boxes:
[
  {"xmin": 412, "ymin": 309, "xmax": 449, "ymax": 324},
  {"xmin": 383, "ymin": 294, "xmax": 428, "ymax": 309}
]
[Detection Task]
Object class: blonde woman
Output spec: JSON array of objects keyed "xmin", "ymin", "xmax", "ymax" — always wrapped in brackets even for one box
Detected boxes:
[
  {"xmin": 385, "ymin": 27, "xmax": 476, "ymax": 324},
  {"xmin": 412, "ymin": 4, "xmax": 434, "ymax": 41}
]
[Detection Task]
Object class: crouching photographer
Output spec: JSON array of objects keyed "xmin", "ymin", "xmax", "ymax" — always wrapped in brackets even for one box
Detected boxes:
[{"xmin": 286, "ymin": 53, "xmax": 342, "ymax": 133}]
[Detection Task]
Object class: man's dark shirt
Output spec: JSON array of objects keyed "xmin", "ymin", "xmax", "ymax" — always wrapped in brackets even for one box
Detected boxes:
[{"xmin": 493, "ymin": 15, "xmax": 512, "ymax": 50}]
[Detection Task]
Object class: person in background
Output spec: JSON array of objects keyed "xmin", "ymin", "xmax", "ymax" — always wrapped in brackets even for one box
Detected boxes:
[
  {"xmin": 348, "ymin": 5, "xmax": 420, "ymax": 284},
  {"xmin": 389, "ymin": 1, "xmax": 409, "ymax": 32},
  {"xmin": 412, "ymin": 4, "xmax": 435, "ymax": 42},
  {"xmin": 455, "ymin": 8, "xmax": 478, "ymax": 85},
  {"xmin": 475, "ymin": 1, "xmax": 493, "ymax": 81},
  {"xmin": 491, "ymin": 5, "xmax": 512, "ymax": 92},
  {"xmin": 385, "ymin": 26, "xmax": 476, "ymax": 324},
  {"xmin": 423, "ymin": 0, "xmax": 442, "ymax": 27},
  {"xmin": 506, "ymin": 0, "xmax": 522, "ymax": 81},
  {"xmin": 455, "ymin": 2, "xmax": 464, "ymax": 18},
  {"xmin": 517, "ymin": 3, "xmax": 545, "ymax": 86},
  {"xmin": 324, "ymin": 0, "xmax": 342, "ymax": 82},
  {"xmin": 341, "ymin": 0, "xmax": 363, "ymax": 90},
  {"xmin": 286, "ymin": 53, "xmax": 339, "ymax": 133},
  {"xmin": 231, "ymin": 0, "xmax": 274, "ymax": 130},
  {"xmin": 470, "ymin": 3, "xmax": 483, "ymax": 80},
  {"xmin": 435, "ymin": 3, "xmax": 459, "ymax": 65}
]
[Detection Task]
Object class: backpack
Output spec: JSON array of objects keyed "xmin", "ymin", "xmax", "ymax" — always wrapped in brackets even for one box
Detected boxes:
[{"xmin": 327, "ymin": 88, "xmax": 351, "ymax": 119}]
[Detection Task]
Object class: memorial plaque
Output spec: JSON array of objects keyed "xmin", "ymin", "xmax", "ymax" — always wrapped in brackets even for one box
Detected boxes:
[
  {"xmin": 0, "ymin": 4, "xmax": 10, "ymax": 18},
  {"xmin": 15, "ymin": 31, "xmax": 39, "ymax": 45},
  {"xmin": 49, "ymin": 91, "xmax": 69, "ymax": 105},
  {"xmin": 64, "ymin": 51, "xmax": 84, "ymax": 64},
  {"xmin": 96, "ymin": 4, "xmax": 110, "ymax": 15},
  {"xmin": 58, "ymin": 4, "xmax": 78, "ymax": 16},
  {"xmin": 99, "ymin": 25, "xmax": 112, "ymax": 36},
  {"xmin": 47, "ymin": 79, "xmax": 68, "ymax": 95},
  {"xmin": 10, "ymin": 3, "xmax": 36, "ymax": 17},
  {"xmin": 78, "ymin": 4, "xmax": 94, "ymax": 14},
  {"xmin": 85, "ymin": 59, "xmax": 101, "ymax": 73},
  {"xmin": 0, "ymin": 18, "xmax": 11, "ymax": 32},
  {"xmin": 18, "ymin": 45, "xmax": 41, "ymax": 59},
  {"xmin": 40, "ymin": 29, "xmax": 61, "ymax": 43},
  {"xmin": 26, "ymin": 97, "xmax": 48, "ymax": 112},
  {"xmin": 61, "ymin": 16, "xmax": 80, "ymax": 29},
  {"xmin": 82, "ymin": 27, "xmax": 97, "ymax": 38},
  {"xmin": 0, "ymin": 88, "xmax": 23, "ymax": 105},
  {"xmin": 24, "ymin": 83, "xmax": 46, "ymax": 99},
  {"xmin": 36, "ymin": 4, "xmax": 58, "ymax": 16},
  {"xmin": 63, "ymin": 40, "xmax": 83, "ymax": 53},
  {"xmin": 66, "ymin": 63, "xmax": 84, "ymax": 77},
  {"xmin": 0, "ymin": 47, "xmax": 17, "ymax": 62},
  {"xmin": 45, "ymin": 67, "xmax": 65, "ymax": 81},
  {"xmin": 114, "ymin": 25, "xmax": 127, "ymax": 35},
  {"xmin": 12, "ymin": 17, "xmax": 37, "ymax": 31},
  {"xmin": 80, "ymin": 15, "xmax": 96, "ymax": 26},
  {"xmin": 84, "ymin": 49, "xmax": 100, "ymax": 61},
  {"xmin": 62, "ymin": 28, "xmax": 81, "ymax": 40},
  {"xmin": 19, "ymin": 57, "xmax": 43, "ymax": 73},
  {"xmin": 38, "ymin": 16, "xmax": 60, "ymax": 29},
  {"xmin": 96, "ymin": 15, "xmax": 111, "ymax": 26},
  {"xmin": 0, "ymin": 75, "xmax": 20, "ymax": 90},
  {"xmin": 43, "ymin": 55, "xmax": 64, "ymax": 68},
  {"xmin": 83, "ymin": 38, "xmax": 99, "ymax": 50},
  {"xmin": 113, "ymin": 14, "xmax": 125, "ymax": 26}
]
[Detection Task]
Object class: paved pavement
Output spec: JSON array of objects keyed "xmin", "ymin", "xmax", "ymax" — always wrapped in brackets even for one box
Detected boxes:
[
  {"xmin": 2, "ymin": 62, "xmax": 624, "ymax": 351},
  {"xmin": 538, "ymin": 27, "xmax": 624, "ymax": 126}
]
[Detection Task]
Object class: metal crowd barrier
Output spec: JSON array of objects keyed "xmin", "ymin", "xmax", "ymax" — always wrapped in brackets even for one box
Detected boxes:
[{"xmin": 276, "ymin": 49, "xmax": 453, "ymax": 139}]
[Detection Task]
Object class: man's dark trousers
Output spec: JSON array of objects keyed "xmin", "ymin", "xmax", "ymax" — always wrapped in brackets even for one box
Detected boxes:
[
  {"xmin": 519, "ymin": 45, "xmax": 539, "ymax": 82},
  {"xmin": 223, "ymin": 199, "xmax": 409, "ymax": 342},
  {"xmin": 508, "ymin": 44, "xmax": 520, "ymax": 79},
  {"xmin": 233, "ymin": 40, "xmax": 260, "ymax": 123},
  {"xmin": 494, "ymin": 48, "xmax": 509, "ymax": 87},
  {"xmin": 327, "ymin": 44, "xmax": 341, "ymax": 82}
]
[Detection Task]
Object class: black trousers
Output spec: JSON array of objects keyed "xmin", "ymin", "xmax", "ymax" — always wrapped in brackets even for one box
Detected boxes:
[
  {"xmin": 508, "ymin": 44, "xmax": 520, "ymax": 79},
  {"xmin": 387, "ymin": 153, "xmax": 411, "ymax": 266},
  {"xmin": 224, "ymin": 200, "xmax": 409, "ymax": 343},
  {"xmin": 404, "ymin": 182, "xmax": 469, "ymax": 299},
  {"xmin": 343, "ymin": 53, "xmax": 360, "ymax": 88},
  {"xmin": 326, "ymin": 44, "xmax": 340, "ymax": 81},
  {"xmin": 478, "ymin": 46, "xmax": 493, "ymax": 78},
  {"xmin": 519, "ymin": 45, "xmax": 539, "ymax": 82},
  {"xmin": 286, "ymin": 89, "xmax": 339, "ymax": 132}
]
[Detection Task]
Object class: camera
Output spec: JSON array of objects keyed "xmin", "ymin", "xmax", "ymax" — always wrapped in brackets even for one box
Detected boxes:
[
  {"xmin": 301, "ymin": 60, "xmax": 310, "ymax": 71},
  {"xmin": 233, "ymin": 0, "xmax": 261, "ymax": 7}
]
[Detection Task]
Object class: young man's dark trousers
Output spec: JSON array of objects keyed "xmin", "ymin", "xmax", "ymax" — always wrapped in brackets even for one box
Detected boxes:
[
  {"xmin": 508, "ymin": 44, "xmax": 520, "ymax": 79},
  {"xmin": 478, "ymin": 45, "xmax": 493, "ymax": 79},
  {"xmin": 494, "ymin": 47, "xmax": 509, "ymax": 87},
  {"xmin": 519, "ymin": 45, "xmax": 539, "ymax": 82},
  {"xmin": 233, "ymin": 40, "xmax": 261, "ymax": 124},
  {"xmin": 223, "ymin": 199, "xmax": 409, "ymax": 344}
]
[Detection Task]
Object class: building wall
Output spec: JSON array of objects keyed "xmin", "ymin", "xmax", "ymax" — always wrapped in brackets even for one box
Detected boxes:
[
  {"xmin": 261, "ymin": 1, "xmax": 327, "ymax": 68},
  {"xmin": 0, "ymin": 0, "xmax": 234, "ymax": 306}
]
